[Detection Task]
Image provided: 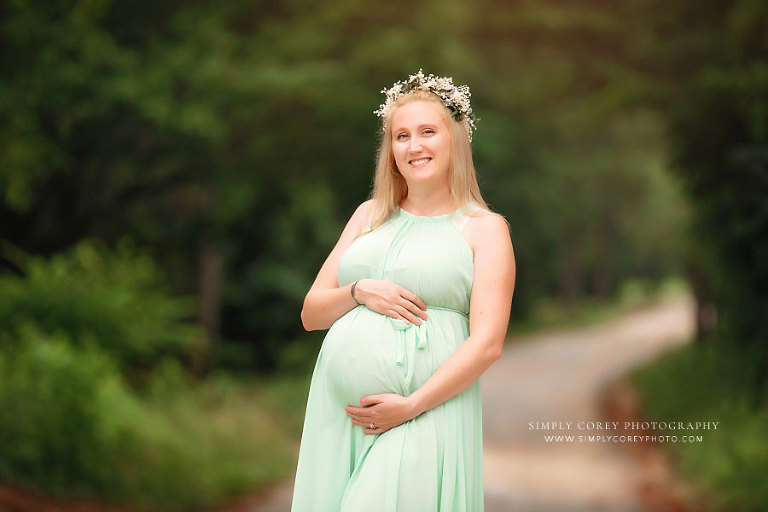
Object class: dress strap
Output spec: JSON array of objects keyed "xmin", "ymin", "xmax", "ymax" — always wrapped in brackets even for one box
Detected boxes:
[
  {"xmin": 457, "ymin": 215, "xmax": 471, "ymax": 233},
  {"xmin": 456, "ymin": 202, "xmax": 480, "ymax": 232}
]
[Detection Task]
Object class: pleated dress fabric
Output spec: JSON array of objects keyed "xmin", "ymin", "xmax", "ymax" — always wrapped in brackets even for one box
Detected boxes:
[{"xmin": 291, "ymin": 205, "xmax": 483, "ymax": 512}]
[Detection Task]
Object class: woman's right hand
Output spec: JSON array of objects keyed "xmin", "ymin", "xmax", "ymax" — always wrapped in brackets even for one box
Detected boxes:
[{"xmin": 354, "ymin": 279, "xmax": 428, "ymax": 325}]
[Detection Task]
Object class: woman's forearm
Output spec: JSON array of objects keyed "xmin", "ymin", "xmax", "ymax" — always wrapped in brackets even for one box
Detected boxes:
[
  {"xmin": 407, "ymin": 335, "xmax": 502, "ymax": 417},
  {"xmin": 301, "ymin": 283, "xmax": 359, "ymax": 331}
]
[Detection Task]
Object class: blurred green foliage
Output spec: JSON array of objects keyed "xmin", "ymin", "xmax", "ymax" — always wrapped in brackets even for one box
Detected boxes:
[
  {"xmin": 632, "ymin": 341, "xmax": 768, "ymax": 511},
  {"xmin": 0, "ymin": 238, "xmax": 202, "ymax": 368},
  {"xmin": 0, "ymin": 240, "xmax": 302, "ymax": 509},
  {"xmin": 0, "ymin": 0, "xmax": 691, "ymax": 372},
  {"xmin": 0, "ymin": 338, "xmax": 303, "ymax": 509},
  {"xmin": 635, "ymin": 0, "xmax": 768, "ymax": 388},
  {"xmin": 0, "ymin": 328, "xmax": 129, "ymax": 495}
]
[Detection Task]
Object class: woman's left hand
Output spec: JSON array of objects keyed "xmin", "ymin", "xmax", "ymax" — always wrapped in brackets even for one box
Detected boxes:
[{"xmin": 345, "ymin": 393, "xmax": 418, "ymax": 435}]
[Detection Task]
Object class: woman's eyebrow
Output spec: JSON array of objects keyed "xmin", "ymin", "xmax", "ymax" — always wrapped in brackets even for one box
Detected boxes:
[{"xmin": 393, "ymin": 123, "xmax": 438, "ymax": 131}]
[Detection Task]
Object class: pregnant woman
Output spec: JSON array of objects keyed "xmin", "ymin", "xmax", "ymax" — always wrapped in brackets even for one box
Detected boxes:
[{"xmin": 292, "ymin": 70, "xmax": 516, "ymax": 511}]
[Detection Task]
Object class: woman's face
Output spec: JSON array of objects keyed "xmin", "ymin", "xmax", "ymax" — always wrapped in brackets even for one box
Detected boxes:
[{"xmin": 390, "ymin": 100, "xmax": 451, "ymax": 187}]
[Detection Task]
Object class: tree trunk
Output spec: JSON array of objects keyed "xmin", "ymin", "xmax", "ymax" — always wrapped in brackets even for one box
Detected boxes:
[
  {"xmin": 560, "ymin": 235, "xmax": 583, "ymax": 302},
  {"xmin": 196, "ymin": 238, "xmax": 224, "ymax": 373},
  {"xmin": 593, "ymin": 213, "xmax": 615, "ymax": 299}
]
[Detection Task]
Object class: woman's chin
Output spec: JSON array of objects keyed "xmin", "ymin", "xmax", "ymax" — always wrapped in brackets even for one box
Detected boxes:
[{"xmin": 404, "ymin": 174, "xmax": 447, "ymax": 187}]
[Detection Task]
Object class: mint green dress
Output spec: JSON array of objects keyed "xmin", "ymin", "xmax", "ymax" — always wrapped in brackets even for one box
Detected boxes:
[{"xmin": 291, "ymin": 205, "xmax": 483, "ymax": 512}]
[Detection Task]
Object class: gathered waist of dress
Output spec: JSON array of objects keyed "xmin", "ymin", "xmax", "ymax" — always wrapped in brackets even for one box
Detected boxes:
[
  {"xmin": 424, "ymin": 304, "xmax": 468, "ymax": 318},
  {"xmin": 343, "ymin": 303, "xmax": 468, "ymax": 321},
  {"xmin": 385, "ymin": 305, "xmax": 468, "ymax": 334}
]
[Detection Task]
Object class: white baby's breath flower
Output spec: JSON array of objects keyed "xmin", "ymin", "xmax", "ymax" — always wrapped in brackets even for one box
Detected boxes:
[{"xmin": 373, "ymin": 69, "xmax": 478, "ymax": 142}]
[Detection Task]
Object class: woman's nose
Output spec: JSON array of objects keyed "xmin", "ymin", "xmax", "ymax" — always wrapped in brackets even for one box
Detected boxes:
[{"xmin": 409, "ymin": 137, "xmax": 422, "ymax": 151}]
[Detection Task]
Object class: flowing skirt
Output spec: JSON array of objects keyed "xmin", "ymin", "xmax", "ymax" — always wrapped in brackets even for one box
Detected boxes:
[{"xmin": 290, "ymin": 306, "xmax": 484, "ymax": 512}]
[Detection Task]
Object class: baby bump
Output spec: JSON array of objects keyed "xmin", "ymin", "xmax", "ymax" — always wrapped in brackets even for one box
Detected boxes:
[
  {"xmin": 320, "ymin": 307, "xmax": 469, "ymax": 406},
  {"xmin": 321, "ymin": 307, "xmax": 406, "ymax": 405}
]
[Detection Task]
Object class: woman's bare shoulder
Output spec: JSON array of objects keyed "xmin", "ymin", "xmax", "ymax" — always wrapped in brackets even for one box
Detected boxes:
[
  {"xmin": 467, "ymin": 207, "xmax": 509, "ymax": 228},
  {"xmin": 345, "ymin": 199, "xmax": 372, "ymax": 219},
  {"xmin": 345, "ymin": 199, "xmax": 376, "ymax": 233},
  {"xmin": 464, "ymin": 207, "xmax": 512, "ymax": 249},
  {"xmin": 359, "ymin": 198, "xmax": 376, "ymax": 212}
]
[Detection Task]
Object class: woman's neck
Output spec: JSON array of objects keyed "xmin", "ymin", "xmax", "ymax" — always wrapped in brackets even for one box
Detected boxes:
[{"xmin": 400, "ymin": 186, "xmax": 454, "ymax": 216}]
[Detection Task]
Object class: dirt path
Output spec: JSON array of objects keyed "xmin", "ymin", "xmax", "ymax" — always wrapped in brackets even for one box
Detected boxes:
[
  {"xmin": 249, "ymin": 296, "xmax": 696, "ymax": 512},
  {"xmin": 482, "ymin": 296, "xmax": 695, "ymax": 511}
]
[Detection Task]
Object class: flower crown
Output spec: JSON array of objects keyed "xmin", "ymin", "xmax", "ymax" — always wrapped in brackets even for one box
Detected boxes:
[{"xmin": 374, "ymin": 69, "xmax": 478, "ymax": 141}]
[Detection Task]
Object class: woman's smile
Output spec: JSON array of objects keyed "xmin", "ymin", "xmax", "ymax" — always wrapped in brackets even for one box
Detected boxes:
[{"xmin": 409, "ymin": 157, "xmax": 432, "ymax": 167}]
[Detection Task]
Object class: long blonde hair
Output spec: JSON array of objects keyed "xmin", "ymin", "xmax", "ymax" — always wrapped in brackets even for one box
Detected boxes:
[{"xmin": 366, "ymin": 89, "xmax": 490, "ymax": 231}]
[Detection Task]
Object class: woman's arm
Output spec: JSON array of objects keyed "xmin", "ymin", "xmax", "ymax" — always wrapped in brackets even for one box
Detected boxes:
[
  {"xmin": 345, "ymin": 212, "xmax": 516, "ymax": 432},
  {"xmin": 301, "ymin": 200, "xmax": 429, "ymax": 331},
  {"xmin": 301, "ymin": 200, "xmax": 373, "ymax": 331}
]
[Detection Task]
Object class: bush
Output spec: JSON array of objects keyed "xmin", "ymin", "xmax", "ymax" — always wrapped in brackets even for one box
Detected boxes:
[
  {"xmin": 0, "ymin": 326, "xmax": 139, "ymax": 497},
  {"xmin": 0, "ymin": 238, "xmax": 203, "ymax": 369},
  {"xmin": 0, "ymin": 240, "xmax": 303, "ymax": 509},
  {"xmin": 0, "ymin": 326, "xmax": 303, "ymax": 510},
  {"xmin": 108, "ymin": 370, "xmax": 301, "ymax": 510},
  {"xmin": 632, "ymin": 341, "xmax": 768, "ymax": 511}
]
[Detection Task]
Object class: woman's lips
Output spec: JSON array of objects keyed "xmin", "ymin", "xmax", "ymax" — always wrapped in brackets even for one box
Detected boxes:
[{"xmin": 409, "ymin": 157, "xmax": 431, "ymax": 167}]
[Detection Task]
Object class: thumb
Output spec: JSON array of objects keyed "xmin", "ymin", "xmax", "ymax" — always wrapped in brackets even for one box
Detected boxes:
[{"xmin": 360, "ymin": 395, "xmax": 382, "ymax": 406}]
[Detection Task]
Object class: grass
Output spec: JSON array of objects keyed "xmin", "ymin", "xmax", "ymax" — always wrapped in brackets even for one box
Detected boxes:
[{"xmin": 630, "ymin": 341, "xmax": 768, "ymax": 511}]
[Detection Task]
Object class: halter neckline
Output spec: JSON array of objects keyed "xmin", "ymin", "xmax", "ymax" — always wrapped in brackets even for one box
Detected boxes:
[{"xmin": 398, "ymin": 206, "xmax": 464, "ymax": 222}]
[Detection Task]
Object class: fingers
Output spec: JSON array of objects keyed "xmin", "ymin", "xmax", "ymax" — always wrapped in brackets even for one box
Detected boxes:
[
  {"xmin": 399, "ymin": 290, "xmax": 428, "ymax": 319},
  {"xmin": 400, "ymin": 301, "xmax": 428, "ymax": 322},
  {"xmin": 394, "ymin": 289, "xmax": 428, "ymax": 321},
  {"xmin": 361, "ymin": 280, "xmax": 429, "ymax": 325},
  {"xmin": 393, "ymin": 304, "xmax": 422, "ymax": 326},
  {"xmin": 385, "ymin": 300, "xmax": 427, "ymax": 325},
  {"xmin": 346, "ymin": 403, "xmax": 375, "ymax": 423},
  {"xmin": 345, "ymin": 404, "xmax": 374, "ymax": 416},
  {"xmin": 400, "ymin": 288, "xmax": 427, "ymax": 312},
  {"xmin": 348, "ymin": 416, "xmax": 388, "ymax": 435},
  {"xmin": 387, "ymin": 309, "xmax": 412, "ymax": 325},
  {"xmin": 345, "ymin": 398, "xmax": 395, "ymax": 435},
  {"xmin": 359, "ymin": 395, "xmax": 382, "ymax": 406},
  {"xmin": 347, "ymin": 413, "xmax": 376, "ymax": 431}
]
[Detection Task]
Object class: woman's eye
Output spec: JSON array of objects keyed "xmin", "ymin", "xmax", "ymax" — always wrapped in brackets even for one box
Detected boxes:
[{"xmin": 395, "ymin": 129, "xmax": 432, "ymax": 140}]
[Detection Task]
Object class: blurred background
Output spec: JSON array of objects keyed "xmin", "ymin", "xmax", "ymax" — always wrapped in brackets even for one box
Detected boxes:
[{"xmin": 0, "ymin": 0, "xmax": 766, "ymax": 511}]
